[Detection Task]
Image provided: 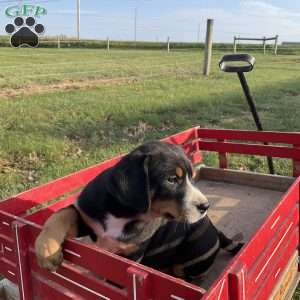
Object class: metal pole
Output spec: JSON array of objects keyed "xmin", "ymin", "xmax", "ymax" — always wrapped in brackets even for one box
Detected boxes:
[
  {"xmin": 203, "ymin": 19, "xmax": 214, "ymax": 76},
  {"xmin": 76, "ymin": 0, "xmax": 80, "ymax": 40},
  {"xmin": 107, "ymin": 37, "xmax": 110, "ymax": 51},
  {"xmin": 263, "ymin": 36, "xmax": 266, "ymax": 55},
  {"xmin": 237, "ymin": 72, "xmax": 275, "ymax": 174},
  {"xmin": 167, "ymin": 36, "xmax": 170, "ymax": 53}
]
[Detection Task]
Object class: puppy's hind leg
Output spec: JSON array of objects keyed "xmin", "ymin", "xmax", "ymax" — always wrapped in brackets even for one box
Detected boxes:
[
  {"xmin": 218, "ymin": 230, "xmax": 244, "ymax": 255},
  {"xmin": 35, "ymin": 206, "xmax": 79, "ymax": 271}
]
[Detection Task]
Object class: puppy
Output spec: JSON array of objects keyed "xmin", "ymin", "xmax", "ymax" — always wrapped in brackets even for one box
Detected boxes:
[{"xmin": 35, "ymin": 141, "xmax": 243, "ymax": 276}]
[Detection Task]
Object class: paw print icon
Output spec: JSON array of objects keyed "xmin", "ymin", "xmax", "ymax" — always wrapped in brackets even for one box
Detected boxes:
[{"xmin": 5, "ymin": 16, "xmax": 45, "ymax": 48}]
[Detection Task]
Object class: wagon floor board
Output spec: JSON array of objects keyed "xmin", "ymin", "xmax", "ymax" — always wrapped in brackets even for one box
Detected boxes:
[{"xmin": 194, "ymin": 176, "xmax": 289, "ymax": 289}]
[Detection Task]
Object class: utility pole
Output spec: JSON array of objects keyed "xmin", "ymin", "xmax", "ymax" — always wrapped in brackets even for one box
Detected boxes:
[
  {"xmin": 76, "ymin": 0, "xmax": 80, "ymax": 40},
  {"xmin": 134, "ymin": 7, "xmax": 137, "ymax": 46},
  {"xmin": 203, "ymin": 19, "xmax": 214, "ymax": 76}
]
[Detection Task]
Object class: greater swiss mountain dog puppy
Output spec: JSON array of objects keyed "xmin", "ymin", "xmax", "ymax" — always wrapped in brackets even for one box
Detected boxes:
[{"xmin": 35, "ymin": 141, "xmax": 243, "ymax": 280}]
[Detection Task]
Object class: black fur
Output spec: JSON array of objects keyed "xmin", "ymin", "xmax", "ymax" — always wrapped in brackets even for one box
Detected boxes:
[{"xmin": 77, "ymin": 141, "xmax": 193, "ymax": 222}]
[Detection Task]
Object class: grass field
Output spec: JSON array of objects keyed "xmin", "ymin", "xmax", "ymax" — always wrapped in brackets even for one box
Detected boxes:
[{"xmin": 0, "ymin": 47, "xmax": 300, "ymax": 296}]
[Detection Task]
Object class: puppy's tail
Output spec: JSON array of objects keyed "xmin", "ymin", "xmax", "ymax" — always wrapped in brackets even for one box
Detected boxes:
[{"xmin": 218, "ymin": 231, "xmax": 244, "ymax": 255}]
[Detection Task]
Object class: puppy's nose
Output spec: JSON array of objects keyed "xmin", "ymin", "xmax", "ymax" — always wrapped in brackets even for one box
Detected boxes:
[{"xmin": 197, "ymin": 202, "xmax": 210, "ymax": 212}]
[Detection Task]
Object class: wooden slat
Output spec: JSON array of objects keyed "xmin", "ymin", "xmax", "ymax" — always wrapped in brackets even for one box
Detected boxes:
[
  {"xmin": 25, "ymin": 194, "xmax": 79, "ymax": 225},
  {"xmin": 32, "ymin": 273, "xmax": 84, "ymax": 300},
  {"xmin": 162, "ymin": 127, "xmax": 198, "ymax": 145},
  {"xmin": 197, "ymin": 167, "xmax": 295, "ymax": 191},
  {"xmin": 198, "ymin": 128, "xmax": 300, "ymax": 144},
  {"xmin": 30, "ymin": 254, "xmax": 127, "ymax": 300},
  {"xmin": 238, "ymin": 181, "xmax": 299, "ymax": 269},
  {"xmin": 247, "ymin": 207, "xmax": 298, "ymax": 293},
  {"xmin": 254, "ymin": 229, "xmax": 298, "ymax": 300},
  {"xmin": 198, "ymin": 140, "xmax": 300, "ymax": 160}
]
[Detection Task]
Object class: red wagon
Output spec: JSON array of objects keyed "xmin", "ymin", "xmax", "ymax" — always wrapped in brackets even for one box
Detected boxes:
[{"xmin": 0, "ymin": 127, "xmax": 300, "ymax": 300}]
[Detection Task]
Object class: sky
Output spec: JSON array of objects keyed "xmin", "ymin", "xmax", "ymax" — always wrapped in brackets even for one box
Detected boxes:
[{"xmin": 0, "ymin": 0, "xmax": 300, "ymax": 43}]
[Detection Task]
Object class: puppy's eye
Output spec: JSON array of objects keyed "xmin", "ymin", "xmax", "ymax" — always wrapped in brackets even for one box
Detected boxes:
[{"xmin": 167, "ymin": 176, "xmax": 178, "ymax": 184}]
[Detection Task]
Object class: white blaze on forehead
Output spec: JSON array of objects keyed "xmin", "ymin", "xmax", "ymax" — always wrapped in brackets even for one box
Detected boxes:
[
  {"xmin": 103, "ymin": 214, "xmax": 134, "ymax": 239},
  {"xmin": 184, "ymin": 176, "xmax": 209, "ymax": 223},
  {"xmin": 185, "ymin": 176, "xmax": 208, "ymax": 205}
]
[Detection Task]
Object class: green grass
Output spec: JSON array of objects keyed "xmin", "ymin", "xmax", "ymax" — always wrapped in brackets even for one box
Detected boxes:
[
  {"xmin": 1, "ymin": 47, "xmax": 300, "ymax": 199},
  {"xmin": 0, "ymin": 47, "xmax": 300, "ymax": 296}
]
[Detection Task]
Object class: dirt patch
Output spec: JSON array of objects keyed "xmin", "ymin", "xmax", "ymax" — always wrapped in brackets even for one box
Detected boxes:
[{"xmin": 0, "ymin": 77, "xmax": 137, "ymax": 98}]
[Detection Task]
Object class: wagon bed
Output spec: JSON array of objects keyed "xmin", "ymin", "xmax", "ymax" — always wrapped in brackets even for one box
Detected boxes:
[{"xmin": 0, "ymin": 127, "xmax": 300, "ymax": 300}]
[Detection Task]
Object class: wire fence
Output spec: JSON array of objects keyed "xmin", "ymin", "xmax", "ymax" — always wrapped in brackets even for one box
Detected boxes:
[{"xmin": 1, "ymin": 0, "xmax": 300, "ymax": 53}]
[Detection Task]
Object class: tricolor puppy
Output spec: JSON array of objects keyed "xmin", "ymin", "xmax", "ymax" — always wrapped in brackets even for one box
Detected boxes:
[{"xmin": 35, "ymin": 141, "xmax": 242, "ymax": 275}]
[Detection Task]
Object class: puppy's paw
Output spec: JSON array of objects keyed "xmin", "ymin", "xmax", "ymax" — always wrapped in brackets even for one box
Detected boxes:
[{"xmin": 35, "ymin": 236, "xmax": 63, "ymax": 271}]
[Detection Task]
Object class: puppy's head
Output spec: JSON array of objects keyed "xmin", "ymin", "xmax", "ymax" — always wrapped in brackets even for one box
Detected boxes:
[{"xmin": 109, "ymin": 141, "xmax": 209, "ymax": 224}]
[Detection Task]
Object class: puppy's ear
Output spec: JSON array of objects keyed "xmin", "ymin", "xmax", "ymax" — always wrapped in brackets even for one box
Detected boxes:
[{"xmin": 108, "ymin": 152, "xmax": 150, "ymax": 213}]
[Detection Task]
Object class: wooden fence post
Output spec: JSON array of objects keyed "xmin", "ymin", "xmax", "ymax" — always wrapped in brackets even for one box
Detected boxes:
[
  {"xmin": 57, "ymin": 36, "xmax": 60, "ymax": 49},
  {"xmin": 203, "ymin": 19, "xmax": 214, "ymax": 76},
  {"xmin": 167, "ymin": 36, "xmax": 170, "ymax": 53}
]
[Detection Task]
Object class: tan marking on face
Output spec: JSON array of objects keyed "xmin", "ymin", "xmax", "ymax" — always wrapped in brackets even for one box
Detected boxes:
[
  {"xmin": 176, "ymin": 167, "xmax": 184, "ymax": 178},
  {"xmin": 150, "ymin": 200, "xmax": 182, "ymax": 219}
]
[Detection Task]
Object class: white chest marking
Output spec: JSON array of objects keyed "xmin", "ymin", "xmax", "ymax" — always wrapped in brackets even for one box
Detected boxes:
[{"xmin": 103, "ymin": 214, "xmax": 134, "ymax": 239}]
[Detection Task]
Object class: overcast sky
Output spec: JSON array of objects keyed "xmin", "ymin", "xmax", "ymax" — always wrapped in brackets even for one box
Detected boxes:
[{"xmin": 0, "ymin": 0, "xmax": 300, "ymax": 42}]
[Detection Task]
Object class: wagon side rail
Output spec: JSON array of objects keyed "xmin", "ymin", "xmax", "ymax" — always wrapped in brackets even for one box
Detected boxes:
[
  {"xmin": 197, "ymin": 128, "xmax": 300, "ymax": 177},
  {"xmin": 10, "ymin": 219, "xmax": 206, "ymax": 300},
  {"xmin": 200, "ymin": 169, "xmax": 300, "ymax": 300}
]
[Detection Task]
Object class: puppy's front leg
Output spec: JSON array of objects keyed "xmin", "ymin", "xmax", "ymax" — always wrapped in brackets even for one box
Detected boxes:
[{"xmin": 35, "ymin": 206, "xmax": 79, "ymax": 271}]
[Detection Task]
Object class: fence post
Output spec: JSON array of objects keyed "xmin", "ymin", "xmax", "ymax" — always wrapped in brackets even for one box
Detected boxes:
[
  {"xmin": 57, "ymin": 36, "xmax": 60, "ymax": 49},
  {"xmin": 263, "ymin": 36, "xmax": 266, "ymax": 55},
  {"xmin": 274, "ymin": 35, "xmax": 279, "ymax": 55},
  {"xmin": 107, "ymin": 36, "xmax": 110, "ymax": 52},
  {"xmin": 167, "ymin": 36, "xmax": 170, "ymax": 53},
  {"xmin": 233, "ymin": 36, "xmax": 237, "ymax": 53},
  {"xmin": 203, "ymin": 19, "xmax": 214, "ymax": 76}
]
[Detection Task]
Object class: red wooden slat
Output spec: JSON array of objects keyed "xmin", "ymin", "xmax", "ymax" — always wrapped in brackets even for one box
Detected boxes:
[
  {"xmin": 32, "ymin": 273, "xmax": 84, "ymax": 300},
  {"xmin": 237, "ymin": 180, "xmax": 299, "ymax": 270},
  {"xmin": 198, "ymin": 128, "xmax": 300, "ymax": 144},
  {"xmin": 30, "ymin": 252, "xmax": 127, "ymax": 300},
  {"xmin": 198, "ymin": 277, "xmax": 228, "ymax": 300},
  {"xmin": 0, "ymin": 234, "xmax": 15, "ymax": 262},
  {"xmin": 162, "ymin": 127, "xmax": 198, "ymax": 145},
  {"xmin": 254, "ymin": 229, "xmax": 298, "ymax": 300},
  {"xmin": 0, "ymin": 257, "xmax": 17, "ymax": 284},
  {"xmin": 0, "ymin": 211, "xmax": 21, "ymax": 240},
  {"xmin": 25, "ymin": 194, "xmax": 79, "ymax": 225},
  {"xmin": 27, "ymin": 224, "xmax": 131, "ymax": 286},
  {"xmin": 198, "ymin": 140, "xmax": 300, "ymax": 160},
  {"xmin": 246, "ymin": 206, "xmax": 298, "ymax": 294}
]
